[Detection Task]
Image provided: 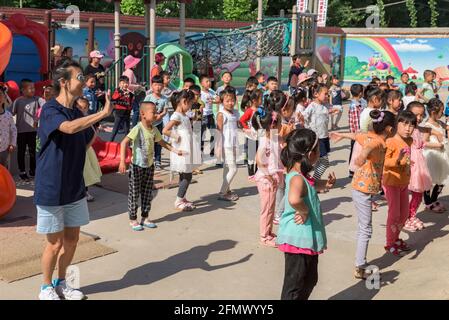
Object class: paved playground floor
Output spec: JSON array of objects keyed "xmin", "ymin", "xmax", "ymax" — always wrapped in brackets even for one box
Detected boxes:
[{"xmin": 2, "ymin": 103, "xmax": 449, "ymax": 300}]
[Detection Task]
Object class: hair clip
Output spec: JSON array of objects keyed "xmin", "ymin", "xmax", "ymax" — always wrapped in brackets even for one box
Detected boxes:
[
  {"xmin": 372, "ymin": 111, "xmax": 385, "ymax": 123},
  {"xmin": 257, "ymin": 106, "xmax": 266, "ymax": 117}
]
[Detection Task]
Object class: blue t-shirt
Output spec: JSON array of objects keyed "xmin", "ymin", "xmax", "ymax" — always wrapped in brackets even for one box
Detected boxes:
[
  {"xmin": 143, "ymin": 93, "xmax": 169, "ymax": 127},
  {"xmin": 82, "ymin": 87, "xmax": 98, "ymax": 114},
  {"xmin": 34, "ymin": 99, "xmax": 94, "ymax": 206}
]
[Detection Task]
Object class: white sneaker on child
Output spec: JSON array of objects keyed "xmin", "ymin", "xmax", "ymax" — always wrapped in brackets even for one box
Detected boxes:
[
  {"xmin": 54, "ymin": 280, "xmax": 86, "ymax": 300},
  {"xmin": 38, "ymin": 286, "xmax": 61, "ymax": 300}
]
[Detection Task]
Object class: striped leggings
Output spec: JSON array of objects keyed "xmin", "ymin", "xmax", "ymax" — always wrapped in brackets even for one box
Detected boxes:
[{"xmin": 313, "ymin": 156, "xmax": 329, "ymax": 180}]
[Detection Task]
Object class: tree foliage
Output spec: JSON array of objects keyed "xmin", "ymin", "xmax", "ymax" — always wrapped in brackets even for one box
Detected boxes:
[{"xmin": 406, "ymin": 0, "xmax": 418, "ymax": 28}]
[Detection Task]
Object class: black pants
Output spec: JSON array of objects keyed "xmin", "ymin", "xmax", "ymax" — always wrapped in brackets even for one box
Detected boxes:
[
  {"xmin": 154, "ymin": 123, "xmax": 163, "ymax": 164},
  {"xmin": 201, "ymin": 114, "xmax": 216, "ymax": 155},
  {"xmin": 281, "ymin": 253, "xmax": 318, "ymax": 300},
  {"xmin": 424, "ymin": 184, "xmax": 444, "ymax": 205},
  {"xmin": 178, "ymin": 172, "xmax": 193, "ymax": 198},
  {"xmin": 17, "ymin": 132, "xmax": 36, "ymax": 174},
  {"xmin": 348, "ymin": 140, "xmax": 355, "ymax": 175},
  {"xmin": 128, "ymin": 164, "xmax": 155, "ymax": 220},
  {"xmin": 110, "ymin": 110, "xmax": 130, "ymax": 142}
]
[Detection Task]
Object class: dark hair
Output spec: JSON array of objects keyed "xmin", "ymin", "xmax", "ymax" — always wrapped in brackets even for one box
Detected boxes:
[
  {"xmin": 151, "ymin": 75, "xmax": 163, "ymax": 84},
  {"xmin": 184, "ymin": 77, "xmax": 195, "ymax": 84},
  {"xmin": 293, "ymin": 88, "xmax": 308, "ymax": 103},
  {"xmin": 350, "ymin": 84, "xmax": 364, "ymax": 98},
  {"xmin": 246, "ymin": 76, "xmax": 259, "ymax": 88},
  {"xmin": 119, "ymin": 75, "xmax": 129, "ymax": 83},
  {"xmin": 396, "ymin": 110, "xmax": 417, "ymax": 127},
  {"xmin": 219, "ymin": 86, "xmax": 237, "ymax": 102},
  {"xmin": 170, "ymin": 89, "xmax": 196, "ymax": 107},
  {"xmin": 406, "ymin": 101, "xmax": 425, "ymax": 112},
  {"xmin": 251, "ymin": 107, "xmax": 280, "ymax": 131},
  {"xmin": 379, "ymin": 82, "xmax": 389, "ymax": 90},
  {"xmin": 405, "ymin": 82, "xmax": 417, "ymax": 96},
  {"xmin": 264, "ymin": 90, "xmax": 288, "ymax": 112},
  {"xmin": 140, "ymin": 100, "xmax": 156, "ymax": 110},
  {"xmin": 281, "ymin": 128, "xmax": 318, "ymax": 175},
  {"xmin": 370, "ymin": 110, "xmax": 395, "ymax": 134},
  {"xmin": 401, "ymin": 72, "xmax": 409, "ymax": 78},
  {"xmin": 309, "ymin": 83, "xmax": 327, "ymax": 98},
  {"xmin": 52, "ymin": 60, "xmax": 83, "ymax": 94},
  {"xmin": 366, "ymin": 86, "xmax": 385, "ymax": 103},
  {"xmin": 267, "ymin": 76, "xmax": 278, "ymax": 83},
  {"xmin": 255, "ymin": 72, "xmax": 264, "ymax": 79},
  {"xmin": 199, "ymin": 74, "xmax": 209, "ymax": 83},
  {"xmin": 387, "ymin": 90, "xmax": 402, "ymax": 102},
  {"xmin": 62, "ymin": 46, "xmax": 72, "ymax": 56},
  {"xmin": 20, "ymin": 78, "xmax": 33, "ymax": 88},
  {"xmin": 85, "ymin": 73, "xmax": 96, "ymax": 82},
  {"xmin": 240, "ymin": 90, "xmax": 251, "ymax": 111},
  {"xmin": 386, "ymin": 75, "xmax": 395, "ymax": 81},
  {"xmin": 221, "ymin": 71, "xmax": 232, "ymax": 79},
  {"xmin": 190, "ymin": 84, "xmax": 201, "ymax": 94},
  {"xmin": 249, "ymin": 89, "xmax": 263, "ymax": 104},
  {"xmin": 291, "ymin": 54, "xmax": 300, "ymax": 62},
  {"xmin": 427, "ymin": 98, "xmax": 444, "ymax": 115},
  {"xmin": 160, "ymin": 71, "xmax": 171, "ymax": 78}
]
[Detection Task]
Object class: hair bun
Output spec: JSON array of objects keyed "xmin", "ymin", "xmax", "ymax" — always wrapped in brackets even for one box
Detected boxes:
[{"xmin": 369, "ymin": 109, "xmax": 381, "ymax": 120}]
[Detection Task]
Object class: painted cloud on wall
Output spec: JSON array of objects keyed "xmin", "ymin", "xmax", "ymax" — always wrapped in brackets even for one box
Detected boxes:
[{"xmin": 392, "ymin": 38, "xmax": 435, "ymax": 52}]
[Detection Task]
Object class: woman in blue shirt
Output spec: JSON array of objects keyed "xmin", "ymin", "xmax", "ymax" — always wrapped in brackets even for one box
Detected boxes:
[{"xmin": 35, "ymin": 60, "xmax": 113, "ymax": 300}]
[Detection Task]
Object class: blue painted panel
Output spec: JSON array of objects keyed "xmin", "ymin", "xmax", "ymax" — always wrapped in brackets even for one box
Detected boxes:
[{"xmin": 4, "ymin": 35, "xmax": 41, "ymax": 83}]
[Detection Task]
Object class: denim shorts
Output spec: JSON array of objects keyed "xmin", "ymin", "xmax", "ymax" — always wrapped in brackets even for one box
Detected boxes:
[
  {"xmin": 36, "ymin": 198, "xmax": 90, "ymax": 234},
  {"xmin": 319, "ymin": 138, "xmax": 331, "ymax": 157}
]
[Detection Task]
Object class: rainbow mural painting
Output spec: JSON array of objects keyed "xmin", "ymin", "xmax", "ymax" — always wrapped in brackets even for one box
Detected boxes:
[
  {"xmin": 344, "ymin": 36, "xmax": 449, "ymax": 83},
  {"xmin": 350, "ymin": 37, "xmax": 404, "ymax": 72}
]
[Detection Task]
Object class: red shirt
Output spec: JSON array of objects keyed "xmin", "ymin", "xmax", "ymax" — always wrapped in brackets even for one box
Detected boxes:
[
  {"xmin": 239, "ymin": 107, "xmax": 256, "ymax": 129},
  {"xmin": 112, "ymin": 89, "xmax": 134, "ymax": 111}
]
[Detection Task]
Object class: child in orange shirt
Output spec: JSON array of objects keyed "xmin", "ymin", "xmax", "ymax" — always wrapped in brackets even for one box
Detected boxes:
[
  {"xmin": 331, "ymin": 110, "xmax": 395, "ymax": 279},
  {"xmin": 383, "ymin": 111, "xmax": 417, "ymax": 255}
]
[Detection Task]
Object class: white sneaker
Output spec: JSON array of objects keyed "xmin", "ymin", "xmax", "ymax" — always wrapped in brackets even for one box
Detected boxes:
[
  {"xmin": 54, "ymin": 280, "xmax": 86, "ymax": 300},
  {"xmin": 38, "ymin": 286, "xmax": 61, "ymax": 300}
]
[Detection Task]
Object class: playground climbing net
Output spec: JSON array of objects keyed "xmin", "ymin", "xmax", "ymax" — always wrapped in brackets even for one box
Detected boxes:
[{"xmin": 171, "ymin": 19, "xmax": 290, "ymax": 75}]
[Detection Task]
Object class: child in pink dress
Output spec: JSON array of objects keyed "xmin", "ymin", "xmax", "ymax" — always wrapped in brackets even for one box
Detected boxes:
[
  {"xmin": 253, "ymin": 107, "xmax": 284, "ymax": 247},
  {"xmin": 405, "ymin": 101, "xmax": 433, "ymax": 231}
]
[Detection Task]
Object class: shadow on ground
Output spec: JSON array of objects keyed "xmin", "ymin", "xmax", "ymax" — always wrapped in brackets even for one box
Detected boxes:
[
  {"xmin": 82, "ymin": 239, "xmax": 252, "ymax": 295},
  {"xmin": 328, "ymin": 270, "xmax": 399, "ymax": 300}
]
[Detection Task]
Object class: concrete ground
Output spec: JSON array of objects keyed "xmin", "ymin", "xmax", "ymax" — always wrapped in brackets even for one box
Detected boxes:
[{"xmin": 2, "ymin": 100, "xmax": 449, "ymax": 300}]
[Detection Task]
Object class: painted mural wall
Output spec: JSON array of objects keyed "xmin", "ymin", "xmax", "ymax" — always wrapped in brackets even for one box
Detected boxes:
[
  {"xmin": 344, "ymin": 36, "xmax": 449, "ymax": 83},
  {"xmin": 56, "ymin": 27, "xmax": 195, "ymax": 68},
  {"xmin": 316, "ymin": 35, "xmax": 342, "ymax": 77}
]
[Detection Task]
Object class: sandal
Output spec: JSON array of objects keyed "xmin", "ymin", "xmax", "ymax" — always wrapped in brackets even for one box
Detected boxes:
[
  {"xmin": 395, "ymin": 239, "xmax": 411, "ymax": 252},
  {"xmin": 384, "ymin": 244, "xmax": 403, "ymax": 256},
  {"xmin": 183, "ymin": 199, "xmax": 196, "ymax": 210},
  {"xmin": 218, "ymin": 192, "xmax": 239, "ymax": 201},
  {"xmin": 371, "ymin": 201, "xmax": 379, "ymax": 212},
  {"xmin": 175, "ymin": 201, "xmax": 194, "ymax": 212},
  {"xmin": 403, "ymin": 219, "xmax": 418, "ymax": 232},
  {"xmin": 412, "ymin": 217, "xmax": 425, "ymax": 230}
]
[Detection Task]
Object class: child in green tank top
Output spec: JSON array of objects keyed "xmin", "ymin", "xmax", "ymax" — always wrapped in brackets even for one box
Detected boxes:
[{"xmin": 277, "ymin": 128, "xmax": 336, "ymax": 300}]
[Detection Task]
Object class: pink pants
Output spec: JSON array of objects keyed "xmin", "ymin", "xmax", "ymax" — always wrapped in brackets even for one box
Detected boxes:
[
  {"xmin": 384, "ymin": 185, "xmax": 409, "ymax": 247},
  {"xmin": 256, "ymin": 179, "xmax": 278, "ymax": 239},
  {"xmin": 409, "ymin": 191, "xmax": 423, "ymax": 220}
]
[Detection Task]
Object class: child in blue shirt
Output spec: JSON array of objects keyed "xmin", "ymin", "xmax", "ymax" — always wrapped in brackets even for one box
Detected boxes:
[{"xmin": 82, "ymin": 74, "xmax": 98, "ymax": 115}]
